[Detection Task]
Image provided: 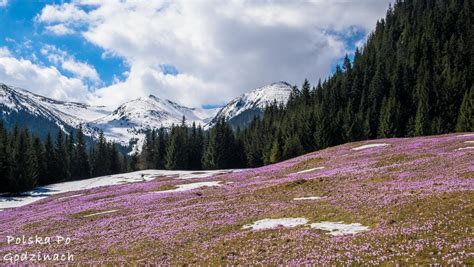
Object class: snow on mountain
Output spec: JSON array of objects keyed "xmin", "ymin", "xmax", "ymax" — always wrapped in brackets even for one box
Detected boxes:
[
  {"xmin": 208, "ymin": 81, "xmax": 292, "ymax": 127},
  {"xmin": 0, "ymin": 83, "xmax": 110, "ymax": 136},
  {"xmin": 87, "ymin": 95, "xmax": 218, "ymax": 150},
  {"xmin": 0, "ymin": 81, "xmax": 291, "ymax": 150}
]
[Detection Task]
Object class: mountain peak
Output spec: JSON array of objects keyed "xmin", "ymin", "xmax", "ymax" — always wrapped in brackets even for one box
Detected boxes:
[
  {"xmin": 270, "ymin": 81, "xmax": 291, "ymax": 87},
  {"xmin": 208, "ymin": 81, "xmax": 292, "ymax": 127}
]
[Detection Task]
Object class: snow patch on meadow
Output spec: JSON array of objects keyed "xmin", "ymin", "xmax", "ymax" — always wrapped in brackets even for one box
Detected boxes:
[
  {"xmin": 156, "ymin": 181, "xmax": 223, "ymax": 193},
  {"xmin": 0, "ymin": 169, "xmax": 236, "ymax": 210},
  {"xmin": 352, "ymin": 143, "xmax": 390, "ymax": 151},
  {"xmin": 458, "ymin": 133, "xmax": 474, "ymax": 137},
  {"xmin": 243, "ymin": 218, "xmax": 369, "ymax": 235},
  {"xmin": 296, "ymin": 167, "xmax": 325, "ymax": 174},
  {"xmin": 83, "ymin": 209, "xmax": 118, "ymax": 218},
  {"xmin": 464, "ymin": 141, "xmax": 474, "ymax": 144},
  {"xmin": 310, "ymin": 221, "xmax": 370, "ymax": 236},
  {"xmin": 293, "ymin": 196, "xmax": 325, "ymax": 201},
  {"xmin": 242, "ymin": 218, "xmax": 308, "ymax": 230},
  {"xmin": 457, "ymin": 146, "xmax": 474, "ymax": 151}
]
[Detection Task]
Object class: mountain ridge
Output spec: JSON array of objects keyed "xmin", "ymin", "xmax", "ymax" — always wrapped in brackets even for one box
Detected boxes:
[{"xmin": 0, "ymin": 81, "xmax": 292, "ymax": 150}]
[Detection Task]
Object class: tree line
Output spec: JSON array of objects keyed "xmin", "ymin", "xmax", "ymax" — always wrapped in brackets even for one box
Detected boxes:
[
  {"xmin": 0, "ymin": 123, "xmax": 132, "ymax": 194},
  {"xmin": 235, "ymin": 0, "xmax": 473, "ymax": 167},
  {"xmin": 139, "ymin": 117, "xmax": 245, "ymax": 170},
  {"xmin": 140, "ymin": 0, "xmax": 473, "ymax": 170}
]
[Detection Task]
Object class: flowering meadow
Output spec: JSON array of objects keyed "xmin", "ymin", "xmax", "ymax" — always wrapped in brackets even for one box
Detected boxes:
[{"xmin": 0, "ymin": 134, "xmax": 473, "ymax": 265}]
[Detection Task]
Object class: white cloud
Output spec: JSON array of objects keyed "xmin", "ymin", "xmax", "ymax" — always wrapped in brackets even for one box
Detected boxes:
[
  {"xmin": 36, "ymin": 2, "xmax": 88, "ymax": 23},
  {"xmin": 0, "ymin": 0, "xmax": 7, "ymax": 7},
  {"xmin": 45, "ymin": 24, "xmax": 75, "ymax": 36},
  {"xmin": 0, "ymin": 47, "xmax": 11, "ymax": 57},
  {"xmin": 0, "ymin": 55, "xmax": 92, "ymax": 102},
  {"xmin": 40, "ymin": 45, "xmax": 100, "ymax": 83},
  {"xmin": 35, "ymin": 0, "xmax": 391, "ymax": 107}
]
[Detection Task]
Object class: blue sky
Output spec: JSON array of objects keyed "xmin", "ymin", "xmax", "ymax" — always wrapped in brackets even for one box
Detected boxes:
[
  {"xmin": 0, "ymin": 0, "xmax": 127, "ymax": 88},
  {"xmin": 0, "ymin": 0, "xmax": 391, "ymax": 108}
]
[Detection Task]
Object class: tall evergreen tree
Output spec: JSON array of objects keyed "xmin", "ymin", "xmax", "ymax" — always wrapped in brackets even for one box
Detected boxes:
[
  {"xmin": 456, "ymin": 86, "xmax": 473, "ymax": 131},
  {"xmin": 378, "ymin": 96, "xmax": 400, "ymax": 138},
  {"xmin": 44, "ymin": 133, "xmax": 55, "ymax": 185},
  {"xmin": 74, "ymin": 124, "xmax": 91, "ymax": 179},
  {"xmin": 9, "ymin": 129, "xmax": 37, "ymax": 193},
  {"xmin": 0, "ymin": 121, "xmax": 9, "ymax": 192},
  {"xmin": 32, "ymin": 137, "xmax": 46, "ymax": 186},
  {"xmin": 165, "ymin": 122, "xmax": 188, "ymax": 170},
  {"xmin": 53, "ymin": 130, "xmax": 68, "ymax": 182},
  {"xmin": 203, "ymin": 117, "xmax": 236, "ymax": 169},
  {"xmin": 153, "ymin": 127, "xmax": 167, "ymax": 169}
]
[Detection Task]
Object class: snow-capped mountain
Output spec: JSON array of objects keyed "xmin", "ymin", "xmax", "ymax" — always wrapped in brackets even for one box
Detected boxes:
[
  {"xmin": 0, "ymin": 81, "xmax": 291, "ymax": 150},
  {"xmin": 0, "ymin": 83, "xmax": 110, "ymax": 139},
  {"xmin": 208, "ymin": 81, "xmax": 292, "ymax": 128},
  {"xmin": 87, "ymin": 95, "xmax": 218, "ymax": 150}
]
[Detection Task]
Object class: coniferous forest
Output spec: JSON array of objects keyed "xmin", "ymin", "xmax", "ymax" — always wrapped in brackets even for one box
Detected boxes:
[
  {"xmin": 0, "ymin": 123, "xmax": 132, "ymax": 194},
  {"xmin": 139, "ymin": 0, "xmax": 473, "ymax": 169},
  {"xmin": 1, "ymin": 0, "xmax": 473, "ymax": 193}
]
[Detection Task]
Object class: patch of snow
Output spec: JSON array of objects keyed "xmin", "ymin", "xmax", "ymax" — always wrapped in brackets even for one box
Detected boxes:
[
  {"xmin": 352, "ymin": 143, "xmax": 390, "ymax": 151},
  {"xmin": 309, "ymin": 221, "xmax": 370, "ymax": 236},
  {"xmin": 173, "ymin": 170, "xmax": 234, "ymax": 180},
  {"xmin": 464, "ymin": 141, "xmax": 474, "ymax": 144},
  {"xmin": 0, "ymin": 169, "xmax": 235, "ymax": 210},
  {"xmin": 459, "ymin": 134, "xmax": 474, "ymax": 137},
  {"xmin": 83, "ymin": 209, "xmax": 118, "ymax": 218},
  {"xmin": 293, "ymin": 196, "xmax": 325, "ymax": 201},
  {"xmin": 296, "ymin": 167, "xmax": 325, "ymax": 174},
  {"xmin": 457, "ymin": 146, "xmax": 474, "ymax": 151},
  {"xmin": 243, "ymin": 218, "xmax": 308, "ymax": 230},
  {"xmin": 156, "ymin": 181, "xmax": 223, "ymax": 193}
]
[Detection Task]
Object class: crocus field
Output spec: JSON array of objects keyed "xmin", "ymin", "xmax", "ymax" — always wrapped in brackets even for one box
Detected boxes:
[{"xmin": 0, "ymin": 134, "xmax": 473, "ymax": 265}]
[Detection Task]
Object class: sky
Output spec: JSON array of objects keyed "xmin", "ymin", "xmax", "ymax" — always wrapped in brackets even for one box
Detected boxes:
[{"xmin": 0, "ymin": 0, "xmax": 391, "ymax": 109}]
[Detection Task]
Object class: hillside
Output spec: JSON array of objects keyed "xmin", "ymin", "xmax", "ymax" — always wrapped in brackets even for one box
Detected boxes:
[
  {"xmin": 0, "ymin": 133, "xmax": 472, "ymax": 264},
  {"xmin": 235, "ymin": 0, "xmax": 473, "ymax": 168}
]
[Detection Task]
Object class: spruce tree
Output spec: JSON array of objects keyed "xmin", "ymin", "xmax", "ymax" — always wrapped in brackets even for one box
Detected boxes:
[
  {"xmin": 282, "ymin": 134, "xmax": 304, "ymax": 160},
  {"xmin": 32, "ymin": 137, "xmax": 46, "ymax": 186},
  {"xmin": 414, "ymin": 73, "xmax": 431, "ymax": 136},
  {"xmin": 268, "ymin": 138, "xmax": 282, "ymax": 164},
  {"xmin": 0, "ymin": 121, "xmax": 9, "ymax": 193},
  {"xmin": 44, "ymin": 133, "xmax": 55, "ymax": 185},
  {"xmin": 9, "ymin": 129, "xmax": 37, "ymax": 193},
  {"xmin": 74, "ymin": 124, "xmax": 91, "ymax": 179},
  {"xmin": 378, "ymin": 96, "xmax": 400, "ymax": 138},
  {"xmin": 153, "ymin": 127, "xmax": 166, "ymax": 169},
  {"xmin": 165, "ymin": 124, "xmax": 188, "ymax": 170},
  {"xmin": 109, "ymin": 143, "xmax": 121, "ymax": 174},
  {"xmin": 65, "ymin": 132, "xmax": 74, "ymax": 180},
  {"xmin": 54, "ymin": 130, "xmax": 68, "ymax": 182},
  {"xmin": 93, "ymin": 131, "xmax": 109, "ymax": 176},
  {"xmin": 203, "ymin": 117, "xmax": 236, "ymax": 169},
  {"xmin": 456, "ymin": 86, "xmax": 473, "ymax": 131}
]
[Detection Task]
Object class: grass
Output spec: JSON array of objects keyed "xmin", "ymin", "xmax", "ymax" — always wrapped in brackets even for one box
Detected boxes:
[
  {"xmin": 287, "ymin": 157, "xmax": 326, "ymax": 173},
  {"xmin": 1, "ymin": 134, "xmax": 472, "ymax": 265}
]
